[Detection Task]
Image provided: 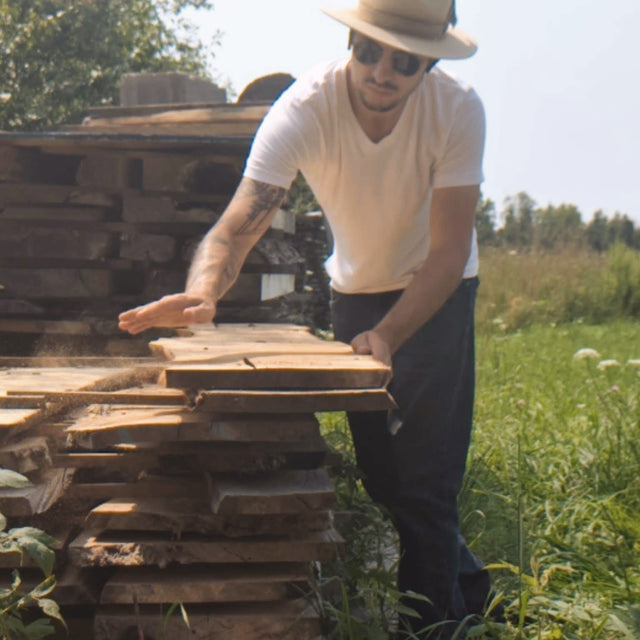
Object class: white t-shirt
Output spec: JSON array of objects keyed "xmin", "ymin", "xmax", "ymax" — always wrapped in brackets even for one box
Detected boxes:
[{"xmin": 244, "ymin": 57, "xmax": 485, "ymax": 294}]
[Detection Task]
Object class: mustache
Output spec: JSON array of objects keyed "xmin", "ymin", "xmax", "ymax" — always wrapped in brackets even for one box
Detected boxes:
[{"xmin": 365, "ymin": 78, "xmax": 398, "ymax": 91}]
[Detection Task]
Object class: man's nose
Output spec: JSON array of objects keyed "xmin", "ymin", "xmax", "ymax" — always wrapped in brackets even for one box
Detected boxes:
[{"xmin": 370, "ymin": 53, "xmax": 395, "ymax": 83}]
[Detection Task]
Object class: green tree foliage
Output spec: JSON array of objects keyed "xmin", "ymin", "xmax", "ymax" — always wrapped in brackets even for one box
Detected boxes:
[
  {"xmin": 0, "ymin": 0, "xmax": 216, "ymax": 131},
  {"xmin": 498, "ymin": 191, "xmax": 537, "ymax": 247},
  {"xmin": 475, "ymin": 196, "xmax": 497, "ymax": 246},
  {"xmin": 533, "ymin": 202, "xmax": 583, "ymax": 249},
  {"xmin": 483, "ymin": 192, "xmax": 639, "ymax": 253}
]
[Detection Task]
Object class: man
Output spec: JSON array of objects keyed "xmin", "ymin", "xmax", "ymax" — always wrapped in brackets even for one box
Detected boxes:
[{"xmin": 119, "ymin": 0, "xmax": 491, "ymax": 636}]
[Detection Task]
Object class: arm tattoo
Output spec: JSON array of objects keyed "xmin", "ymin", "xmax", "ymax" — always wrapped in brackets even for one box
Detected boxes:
[{"xmin": 234, "ymin": 179, "xmax": 286, "ymax": 235}]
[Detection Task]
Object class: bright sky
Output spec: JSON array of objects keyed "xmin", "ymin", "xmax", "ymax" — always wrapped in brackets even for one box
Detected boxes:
[{"xmin": 188, "ymin": 0, "xmax": 640, "ymax": 223}]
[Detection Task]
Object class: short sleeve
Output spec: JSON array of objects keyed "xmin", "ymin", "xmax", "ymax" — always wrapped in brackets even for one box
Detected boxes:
[
  {"xmin": 432, "ymin": 90, "xmax": 486, "ymax": 189},
  {"xmin": 243, "ymin": 87, "xmax": 313, "ymax": 190}
]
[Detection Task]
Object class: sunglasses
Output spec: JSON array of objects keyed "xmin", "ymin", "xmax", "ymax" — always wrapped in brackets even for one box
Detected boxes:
[{"xmin": 352, "ymin": 37, "xmax": 423, "ymax": 77}]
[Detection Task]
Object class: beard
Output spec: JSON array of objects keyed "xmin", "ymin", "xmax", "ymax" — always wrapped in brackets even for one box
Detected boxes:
[{"xmin": 358, "ymin": 79, "xmax": 403, "ymax": 113}]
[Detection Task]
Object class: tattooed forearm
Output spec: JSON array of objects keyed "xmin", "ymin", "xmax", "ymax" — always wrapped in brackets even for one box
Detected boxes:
[
  {"xmin": 186, "ymin": 233, "xmax": 240, "ymax": 296},
  {"xmin": 234, "ymin": 179, "xmax": 286, "ymax": 235}
]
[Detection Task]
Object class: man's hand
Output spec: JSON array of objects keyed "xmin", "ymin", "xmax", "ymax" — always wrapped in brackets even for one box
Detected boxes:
[
  {"xmin": 351, "ymin": 330, "xmax": 393, "ymax": 368},
  {"xmin": 118, "ymin": 293, "xmax": 216, "ymax": 335}
]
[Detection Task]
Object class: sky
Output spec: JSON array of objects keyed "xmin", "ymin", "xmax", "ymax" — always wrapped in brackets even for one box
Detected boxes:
[{"xmin": 187, "ymin": 0, "xmax": 640, "ymax": 223}]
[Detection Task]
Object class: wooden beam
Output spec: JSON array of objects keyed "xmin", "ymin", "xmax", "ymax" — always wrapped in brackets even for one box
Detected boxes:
[
  {"xmin": 100, "ymin": 564, "xmax": 309, "ymax": 604},
  {"xmin": 69, "ymin": 528, "xmax": 344, "ymax": 567},
  {"xmin": 196, "ymin": 389, "xmax": 396, "ymax": 413}
]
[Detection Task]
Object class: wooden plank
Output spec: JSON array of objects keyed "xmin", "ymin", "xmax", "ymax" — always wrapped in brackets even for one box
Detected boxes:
[
  {"xmin": 100, "ymin": 564, "xmax": 308, "ymax": 604},
  {"xmin": 0, "ymin": 407, "xmax": 44, "ymax": 429},
  {"xmin": 0, "ymin": 267, "xmax": 113, "ymax": 298},
  {"xmin": 67, "ymin": 475, "xmax": 207, "ymax": 501},
  {"xmin": 196, "ymin": 389, "xmax": 396, "ymax": 413},
  {"xmin": 65, "ymin": 407, "xmax": 320, "ymax": 448},
  {"xmin": 85, "ymin": 498, "xmax": 333, "ymax": 537},
  {"xmin": 210, "ymin": 470, "xmax": 335, "ymax": 515},
  {"xmin": 7, "ymin": 388, "xmax": 188, "ymax": 408},
  {"xmin": 69, "ymin": 528, "xmax": 343, "ymax": 567},
  {"xmin": 82, "ymin": 103, "xmax": 269, "ymax": 126},
  {"xmin": 53, "ymin": 438, "xmax": 325, "ymax": 473},
  {"xmin": 0, "ymin": 205, "xmax": 111, "ymax": 222},
  {"xmin": 150, "ymin": 323, "xmax": 354, "ymax": 362},
  {"xmin": 0, "ymin": 183, "xmax": 117, "ymax": 206},
  {"xmin": 0, "ymin": 221, "xmax": 115, "ymax": 260},
  {"xmin": 163, "ymin": 354, "xmax": 390, "ymax": 390},
  {"xmin": 67, "ymin": 122, "xmax": 264, "ymax": 136},
  {"xmin": 93, "ymin": 601, "xmax": 320, "ymax": 640},
  {"xmin": 0, "ymin": 468, "xmax": 72, "ymax": 517},
  {"xmin": 0, "ymin": 319, "xmax": 93, "ymax": 335},
  {"xmin": 0, "ymin": 357, "xmax": 157, "ymax": 368}
]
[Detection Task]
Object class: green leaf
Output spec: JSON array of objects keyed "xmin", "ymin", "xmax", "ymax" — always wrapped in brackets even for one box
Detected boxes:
[
  {"xmin": 38, "ymin": 597, "xmax": 66, "ymax": 629},
  {"xmin": 23, "ymin": 618, "xmax": 56, "ymax": 639},
  {"xmin": 0, "ymin": 468, "xmax": 33, "ymax": 489},
  {"xmin": 31, "ymin": 575, "xmax": 56, "ymax": 599},
  {"xmin": 9, "ymin": 528, "xmax": 58, "ymax": 548},
  {"xmin": 16, "ymin": 537, "xmax": 55, "ymax": 576}
]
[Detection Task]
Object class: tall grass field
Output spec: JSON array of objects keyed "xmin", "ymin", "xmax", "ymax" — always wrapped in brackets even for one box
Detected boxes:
[{"xmin": 317, "ymin": 246, "xmax": 640, "ymax": 639}]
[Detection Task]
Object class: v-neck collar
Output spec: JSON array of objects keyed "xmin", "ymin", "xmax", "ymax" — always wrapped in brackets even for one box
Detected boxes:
[{"xmin": 339, "ymin": 64, "xmax": 411, "ymax": 149}]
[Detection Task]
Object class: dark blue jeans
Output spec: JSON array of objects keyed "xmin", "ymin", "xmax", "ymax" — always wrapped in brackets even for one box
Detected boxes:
[{"xmin": 331, "ymin": 277, "xmax": 490, "ymax": 638}]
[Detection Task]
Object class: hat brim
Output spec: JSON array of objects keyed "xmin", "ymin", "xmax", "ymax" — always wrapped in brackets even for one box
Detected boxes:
[{"xmin": 322, "ymin": 7, "xmax": 477, "ymax": 60}]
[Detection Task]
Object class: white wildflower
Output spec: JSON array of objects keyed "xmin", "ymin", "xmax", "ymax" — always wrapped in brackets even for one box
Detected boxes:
[
  {"xmin": 626, "ymin": 359, "xmax": 640, "ymax": 367},
  {"xmin": 597, "ymin": 359, "xmax": 620, "ymax": 371},
  {"xmin": 573, "ymin": 348, "xmax": 600, "ymax": 361}
]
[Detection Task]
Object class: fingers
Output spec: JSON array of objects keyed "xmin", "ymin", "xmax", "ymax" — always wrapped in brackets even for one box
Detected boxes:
[
  {"xmin": 118, "ymin": 294, "xmax": 216, "ymax": 335},
  {"xmin": 350, "ymin": 331, "xmax": 392, "ymax": 368}
]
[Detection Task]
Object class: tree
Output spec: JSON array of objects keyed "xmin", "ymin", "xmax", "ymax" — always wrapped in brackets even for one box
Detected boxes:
[
  {"xmin": 498, "ymin": 191, "xmax": 536, "ymax": 247},
  {"xmin": 475, "ymin": 196, "xmax": 496, "ymax": 246},
  {"xmin": 533, "ymin": 203, "xmax": 583, "ymax": 249},
  {"xmin": 0, "ymin": 0, "xmax": 217, "ymax": 131},
  {"xmin": 586, "ymin": 209, "xmax": 609, "ymax": 252}
]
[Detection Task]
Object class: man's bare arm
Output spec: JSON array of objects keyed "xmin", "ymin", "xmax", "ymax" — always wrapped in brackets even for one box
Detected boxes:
[
  {"xmin": 118, "ymin": 178, "xmax": 286, "ymax": 334},
  {"xmin": 351, "ymin": 185, "xmax": 479, "ymax": 365}
]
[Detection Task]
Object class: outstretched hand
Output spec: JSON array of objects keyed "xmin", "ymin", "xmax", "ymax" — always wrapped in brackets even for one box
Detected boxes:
[
  {"xmin": 351, "ymin": 330, "xmax": 393, "ymax": 369},
  {"xmin": 118, "ymin": 293, "xmax": 216, "ymax": 335}
]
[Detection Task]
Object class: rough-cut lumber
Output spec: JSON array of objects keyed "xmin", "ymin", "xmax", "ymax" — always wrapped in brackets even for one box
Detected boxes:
[
  {"xmin": 0, "ymin": 205, "xmax": 111, "ymax": 222},
  {"xmin": 54, "ymin": 437, "xmax": 325, "ymax": 473},
  {"xmin": 81, "ymin": 103, "xmax": 269, "ymax": 127},
  {"xmin": 93, "ymin": 601, "xmax": 320, "ymax": 640},
  {"xmin": 196, "ymin": 388, "xmax": 396, "ymax": 413},
  {"xmin": 0, "ymin": 221, "xmax": 115, "ymax": 260},
  {"xmin": 0, "ymin": 468, "xmax": 72, "ymax": 517},
  {"xmin": 85, "ymin": 497, "xmax": 333, "ymax": 537},
  {"xmin": 100, "ymin": 564, "xmax": 309, "ymax": 604},
  {"xmin": 70, "ymin": 528, "xmax": 344, "ymax": 567},
  {"xmin": 0, "ymin": 267, "xmax": 112, "ymax": 298},
  {"xmin": 0, "ymin": 183, "xmax": 117, "ymax": 207},
  {"xmin": 65, "ymin": 406, "xmax": 320, "ymax": 448},
  {"xmin": 210, "ymin": 469, "xmax": 335, "ymax": 515},
  {"xmin": 67, "ymin": 475, "xmax": 208, "ymax": 501},
  {"xmin": 7, "ymin": 387, "xmax": 188, "ymax": 408},
  {"xmin": 163, "ymin": 354, "xmax": 390, "ymax": 390},
  {"xmin": 1, "ymin": 365, "xmax": 160, "ymax": 395},
  {"xmin": 150, "ymin": 323, "xmax": 354, "ymax": 362}
]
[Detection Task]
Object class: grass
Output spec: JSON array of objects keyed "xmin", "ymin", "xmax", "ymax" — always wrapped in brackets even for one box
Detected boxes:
[{"xmin": 316, "ymin": 245, "xmax": 640, "ymax": 638}]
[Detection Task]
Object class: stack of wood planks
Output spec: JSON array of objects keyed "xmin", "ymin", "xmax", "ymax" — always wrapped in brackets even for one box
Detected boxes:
[
  {"xmin": 0, "ymin": 100, "xmax": 304, "ymax": 355},
  {"xmin": 0, "ymin": 324, "xmax": 393, "ymax": 639}
]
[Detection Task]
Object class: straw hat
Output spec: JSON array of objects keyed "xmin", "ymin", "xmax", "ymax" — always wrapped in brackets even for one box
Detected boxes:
[{"xmin": 322, "ymin": 0, "xmax": 477, "ymax": 60}]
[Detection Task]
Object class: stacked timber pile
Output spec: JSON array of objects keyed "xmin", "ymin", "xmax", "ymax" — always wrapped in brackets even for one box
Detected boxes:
[
  {"xmin": 0, "ymin": 323, "xmax": 394, "ymax": 639},
  {"xmin": 0, "ymin": 85, "xmax": 305, "ymax": 356}
]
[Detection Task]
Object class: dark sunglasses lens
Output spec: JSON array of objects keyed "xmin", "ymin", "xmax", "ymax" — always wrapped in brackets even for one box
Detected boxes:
[
  {"xmin": 353, "ymin": 39, "xmax": 383, "ymax": 65},
  {"xmin": 392, "ymin": 51, "xmax": 421, "ymax": 76}
]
